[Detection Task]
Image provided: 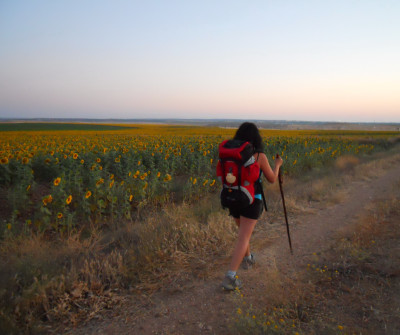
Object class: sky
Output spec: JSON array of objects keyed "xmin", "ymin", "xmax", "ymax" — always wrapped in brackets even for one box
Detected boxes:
[{"xmin": 0, "ymin": 1, "xmax": 399, "ymax": 122}]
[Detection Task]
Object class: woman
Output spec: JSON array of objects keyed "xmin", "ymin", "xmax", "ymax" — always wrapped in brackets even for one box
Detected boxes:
[{"xmin": 221, "ymin": 122, "xmax": 283, "ymax": 291}]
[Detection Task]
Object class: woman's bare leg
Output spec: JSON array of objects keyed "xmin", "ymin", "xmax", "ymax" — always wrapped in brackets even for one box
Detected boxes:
[
  {"xmin": 229, "ymin": 216, "xmax": 257, "ymax": 271},
  {"xmin": 234, "ymin": 217, "xmax": 251, "ymax": 257}
]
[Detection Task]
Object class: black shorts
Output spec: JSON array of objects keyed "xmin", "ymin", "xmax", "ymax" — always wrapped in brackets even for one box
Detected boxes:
[{"xmin": 229, "ymin": 199, "xmax": 263, "ymax": 220}]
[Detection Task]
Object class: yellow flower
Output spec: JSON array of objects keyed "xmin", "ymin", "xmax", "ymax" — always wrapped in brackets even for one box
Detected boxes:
[
  {"xmin": 96, "ymin": 178, "xmax": 104, "ymax": 186},
  {"xmin": 7, "ymin": 223, "xmax": 11, "ymax": 230},
  {"xmin": 73, "ymin": 153, "xmax": 78, "ymax": 159},
  {"xmin": 109, "ymin": 180, "xmax": 114, "ymax": 188},
  {"xmin": 209, "ymin": 179, "xmax": 216, "ymax": 187},
  {"xmin": 96, "ymin": 158, "xmax": 101, "ymax": 163},
  {"xmin": 138, "ymin": 160, "xmax": 141, "ymax": 166},
  {"xmin": 57, "ymin": 213, "xmax": 63, "ymax": 219},
  {"xmin": 22, "ymin": 157, "xmax": 29, "ymax": 164},
  {"xmin": 85, "ymin": 191, "xmax": 92, "ymax": 199},
  {"xmin": 210, "ymin": 158, "xmax": 213, "ymax": 165},
  {"xmin": 129, "ymin": 194, "xmax": 133, "ymax": 202},
  {"xmin": 193, "ymin": 178, "xmax": 197, "ymax": 185},
  {"xmin": 143, "ymin": 182, "xmax": 148, "ymax": 190},
  {"xmin": 157, "ymin": 172, "xmax": 161, "ymax": 178},
  {"xmin": 80, "ymin": 159, "xmax": 84, "ymax": 164},
  {"xmin": 115, "ymin": 157, "xmax": 120, "ymax": 163},
  {"xmin": 26, "ymin": 185, "xmax": 31, "ymax": 191},
  {"xmin": 54, "ymin": 177, "xmax": 61, "ymax": 186},
  {"xmin": 338, "ymin": 325, "xmax": 344, "ymax": 330},
  {"xmin": 66, "ymin": 195, "xmax": 72, "ymax": 205},
  {"xmin": 164, "ymin": 174, "xmax": 172, "ymax": 182},
  {"xmin": 42, "ymin": 195, "xmax": 53, "ymax": 206},
  {"xmin": 203, "ymin": 179, "xmax": 208, "ymax": 186},
  {"xmin": 110, "ymin": 174, "xmax": 114, "ymax": 180}
]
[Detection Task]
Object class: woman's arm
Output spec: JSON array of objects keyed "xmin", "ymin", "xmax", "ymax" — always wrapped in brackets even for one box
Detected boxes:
[{"xmin": 257, "ymin": 153, "xmax": 283, "ymax": 183}]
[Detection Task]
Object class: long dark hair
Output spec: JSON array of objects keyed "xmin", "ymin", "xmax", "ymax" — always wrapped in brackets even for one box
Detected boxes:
[{"xmin": 233, "ymin": 122, "xmax": 264, "ymax": 153}]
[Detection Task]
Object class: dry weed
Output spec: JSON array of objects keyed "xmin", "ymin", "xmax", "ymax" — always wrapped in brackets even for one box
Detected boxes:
[{"xmin": 335, "ymin": 155, "xmax": 360, "ymax": 171}]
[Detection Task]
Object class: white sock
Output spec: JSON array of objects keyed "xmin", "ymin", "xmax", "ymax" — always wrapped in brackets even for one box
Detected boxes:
[{"xmin": 226, "ymin": 270, "xmax": 236, "ymax": 279}]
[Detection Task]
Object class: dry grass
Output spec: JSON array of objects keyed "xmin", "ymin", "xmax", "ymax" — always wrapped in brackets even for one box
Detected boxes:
[
  {"xmin": 335, "ymin": 155, "xmax": 360, "ymax": 171},
  {"xmin": 0, "ymin": 195, "xmax": 236, "ymax": 334}
]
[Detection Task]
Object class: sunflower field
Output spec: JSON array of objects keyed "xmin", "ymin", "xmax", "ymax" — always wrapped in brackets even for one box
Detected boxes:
[{"xmin": 0, "ymin": 123, "xmax": 397, "ymax": 237}]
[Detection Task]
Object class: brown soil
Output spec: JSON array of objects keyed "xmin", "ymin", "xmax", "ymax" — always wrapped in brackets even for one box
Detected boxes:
[{"xmin": 62, "ymin": 157, "xmax": 400, "ymax": 335}]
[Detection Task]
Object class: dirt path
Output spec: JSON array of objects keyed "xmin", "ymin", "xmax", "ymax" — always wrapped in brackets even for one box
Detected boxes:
[{"xmin": 64, "ymin": 158, "xmax": 400, "ymax": 335}]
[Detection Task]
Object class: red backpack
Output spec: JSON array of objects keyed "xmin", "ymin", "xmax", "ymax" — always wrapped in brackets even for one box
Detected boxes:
[{"xmin": 216, "ymin": 139, "xmax": 261, "ymax": 210}]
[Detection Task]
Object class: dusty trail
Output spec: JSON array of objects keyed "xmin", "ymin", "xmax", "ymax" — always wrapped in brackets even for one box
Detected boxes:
[{"xmin": 65, "ymin": 159, "xmax": 400, "ymax": 335}]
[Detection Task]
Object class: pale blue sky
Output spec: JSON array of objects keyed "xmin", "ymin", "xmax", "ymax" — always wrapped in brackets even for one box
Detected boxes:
[{"xmin": 1, "ymin": 1, "xmax": 399, "ymax": 122}]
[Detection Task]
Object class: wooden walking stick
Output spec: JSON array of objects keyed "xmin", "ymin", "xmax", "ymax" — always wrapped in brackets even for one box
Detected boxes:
[{"xmin": 277, "ymin": 156, "xmax": 293, "ymax": 254}]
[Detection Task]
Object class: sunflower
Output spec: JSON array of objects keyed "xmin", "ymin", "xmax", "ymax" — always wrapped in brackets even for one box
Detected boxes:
[
  {"xmin": 85, "ymin": 191, "xmax": 92, "ymax": 199},
  {"xmin": 96, "ymin": 158, "xmax": 101, "ymax": 163},
  {"xmin": 42, "ymin": 195, "xmax": 53, "ymax": 206},
  {"xmin": 163, "ymin": 174, "xmax": 172, "ymax": 182},
  {"xmin": 53, "ymin": 177, "xmax": 61, "ymax": 186},
  {"xmin": 57, "ymin": 213, "xmax": 63, "ymax": 219},
  {"xmin": 73, "ymin": 153, "xmax": 78, "ymax": 159},
  {"xmin": 129, "ymin": 194, "xmax": 133, "ymax": 202},
  {"xmin": 22, "ymin": 157, "xmax": 29, "ymax": 164},
  {"xmin": 66, "ymin": 195, "xmax": 72, "ymax": 205},
  {"xmin": 96, "ymin": 178, "xmax": 104, "ymax": 186},
  {"xmin": 1, "ymin": 157, "xmax": 9, "ymax": 164}
]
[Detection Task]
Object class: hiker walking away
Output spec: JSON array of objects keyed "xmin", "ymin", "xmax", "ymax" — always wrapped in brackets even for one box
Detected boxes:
[{"xmin": 219, "ymin": 122, "xmax": 283, "ymax": 290}]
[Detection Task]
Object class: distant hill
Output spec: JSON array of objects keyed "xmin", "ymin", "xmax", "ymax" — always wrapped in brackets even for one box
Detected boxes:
[{"xmin": 0, "ymin": 118, "xmax": 399, "ymax": 131}]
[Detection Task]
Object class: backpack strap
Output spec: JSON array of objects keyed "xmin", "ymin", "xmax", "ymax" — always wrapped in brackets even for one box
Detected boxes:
[
  {"xmin": 255, "ymin": 152, "xmax": 267, "ymax": 211},
  {"xmin": 260, "ymin": 183, "xmax": 268, "ymax": 212}
]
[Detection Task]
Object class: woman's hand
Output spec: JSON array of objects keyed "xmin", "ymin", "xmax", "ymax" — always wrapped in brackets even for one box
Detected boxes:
[{"xmin": 275, "ymin": 154, "xmax": 283, "ymax": 168}]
